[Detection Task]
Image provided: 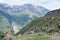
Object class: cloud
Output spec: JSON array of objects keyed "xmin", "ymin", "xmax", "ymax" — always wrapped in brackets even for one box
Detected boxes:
[
  {"xmin": 0, "ymin": 0, "xmax": 35, "ymax": 5},
  {"xmin": 0, "ymin": 0, "xmax": 49, "ymax": 5},
  {"xmin": 0, "ymin": 0, "xmax": 60, "ymax": 10},
  {"xmin": 0, "ymin": 0, "xmax": 5, "ymax": 3},
  {"xmin": 41, "ymin": 0, "xmax": 60, "ymax": 10}
]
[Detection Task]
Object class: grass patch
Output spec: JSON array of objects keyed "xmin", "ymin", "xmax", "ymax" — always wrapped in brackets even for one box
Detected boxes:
[
  {"xmin": 26, "ymin": 35, "xmax": 51, "ymax": 40},
  {"xmin": 16, "ymin": 35, "xmax": 52, "ymax": 40}
]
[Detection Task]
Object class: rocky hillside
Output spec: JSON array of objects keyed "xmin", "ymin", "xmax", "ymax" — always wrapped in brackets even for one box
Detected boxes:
[
  {"xmin": 16, "ymin": 9, "xmax": 60, "ymax": 35},
  {"xmin": 46, "ymin": 9, "xmax": 60, "ymax": 16}
]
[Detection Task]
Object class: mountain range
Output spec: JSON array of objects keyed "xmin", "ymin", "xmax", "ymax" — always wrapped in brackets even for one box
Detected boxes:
[{"xmin": 0, "ymin": 3, "xmax": 49, "ymax": 34}]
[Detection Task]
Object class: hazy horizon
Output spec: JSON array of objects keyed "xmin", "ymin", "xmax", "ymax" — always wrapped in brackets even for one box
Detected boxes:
[{"xmin": 0, "ymin": 0, "xmax": 60, "ymax": 10}]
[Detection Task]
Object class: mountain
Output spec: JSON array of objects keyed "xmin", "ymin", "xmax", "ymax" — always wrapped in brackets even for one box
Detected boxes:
[
  {"xmin": 0, "ymin": 3, "xmax": 49, "ymax": 26},
  {"xmin": 16, "ymin": 9, "xmax": 60, "ymax": 35},
  {"xmin": 0, "ymin": 3, "xmax": 49, "ymax": 34},
  {"xmin": 45, "ymin": 9, "xmax": 60, "ymax": 16},
  {"xmin": 0, "ymin": 10, "xmax": 10, "ymax": 32}
]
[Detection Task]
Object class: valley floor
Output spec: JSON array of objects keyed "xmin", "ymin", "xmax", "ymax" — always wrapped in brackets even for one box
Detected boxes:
[
  {"xmin": 13, "ymin": 33, "xmax": 60, "ymax": 40},
  {"xmin": 13, "ymin": 34, "xmax": 51, "ymax": 40},
  {"xmin": 1, "ymin": 33, "xmax": 60, "ymax": 40}
]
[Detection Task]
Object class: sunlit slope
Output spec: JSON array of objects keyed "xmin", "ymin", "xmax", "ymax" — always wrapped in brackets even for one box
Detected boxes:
[{"xmin": 16, "ymin": 9, "xmax": 60, "ymax": 35}]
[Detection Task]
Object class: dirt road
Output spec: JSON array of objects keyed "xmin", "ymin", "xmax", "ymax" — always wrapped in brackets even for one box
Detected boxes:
[{"xmin": 52, "ymin": 34, "xmax": 60, "ymax": 40}]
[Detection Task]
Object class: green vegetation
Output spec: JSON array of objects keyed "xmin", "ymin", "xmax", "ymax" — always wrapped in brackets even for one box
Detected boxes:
[
  {"xmin": 16, "ymin": 9, "xmax": 60, "ymax": 35},
  {"xmin": 0, "ymin": 4, "xmax": 60, "ymax": 40},
  {"xmin": 0, "ymin": 33, "xmax": 51, "ymax": 40},
  {"xmin": 0, "ymin": 16, "xmax": 9, "ymax": 32},
  {"xmin": 13, "ymin": 34, "xmax": 51, "ymax": 40},
  {"xmin": 16, "ymin": 16, "xmax": 60, "ymax": 35}
]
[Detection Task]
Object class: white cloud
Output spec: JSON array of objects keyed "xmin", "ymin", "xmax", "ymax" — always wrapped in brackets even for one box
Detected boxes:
[
  {"xmin": 0, "ymin": 0, "xmax": 36, "ymax": 5},
  {"xmin": 0, "ymin": 0, "xmax": 49, "ymax": 5},
  {"xmin": 0, "ymin": 0, "xmax": 4, "ymax": 3},
  {"xmin": 40, "ymin": 0, "xmax": 60, "ymax": 10},
  {"xmin": 0, "ymin": 0, "xmax": 60, "ymax": 10}
]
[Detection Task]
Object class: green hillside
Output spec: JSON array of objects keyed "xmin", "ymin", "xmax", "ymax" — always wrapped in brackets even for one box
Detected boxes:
[
  {"xmin": 0, "ymin": 16, "xmax": 9, "ymax": 32},
  {"xmin": 16, "ymin": 9, "xmax": 60, "ymax": 35}
]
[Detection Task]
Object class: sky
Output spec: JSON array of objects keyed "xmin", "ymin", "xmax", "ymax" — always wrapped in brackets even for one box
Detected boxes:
[{"xmin": 0, "ymin": 0, "xmax": 60, "ymax": 10}]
